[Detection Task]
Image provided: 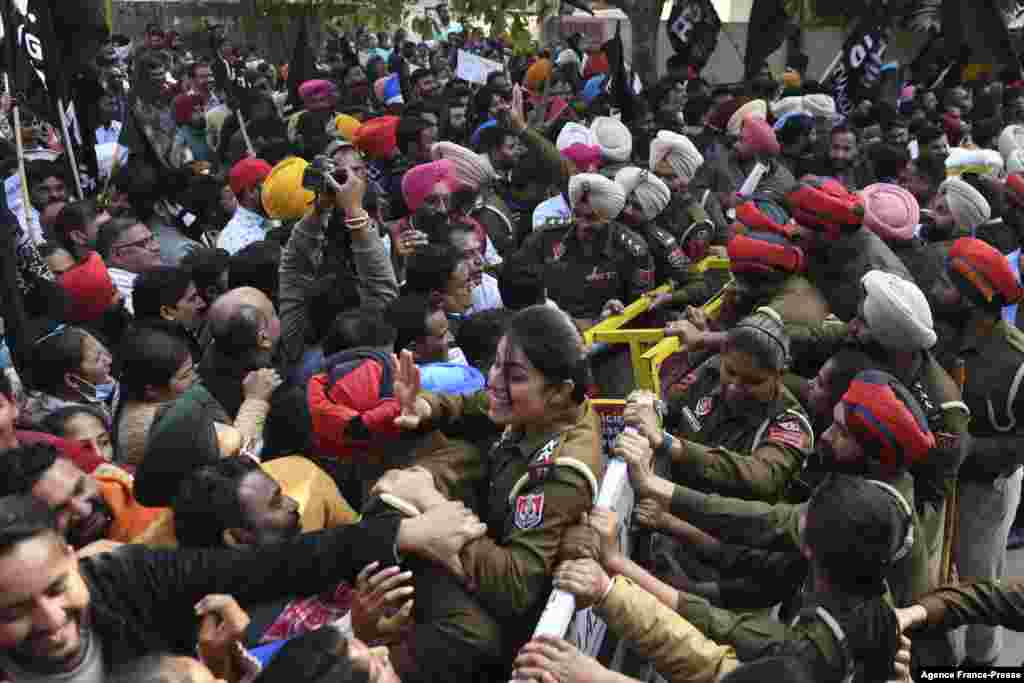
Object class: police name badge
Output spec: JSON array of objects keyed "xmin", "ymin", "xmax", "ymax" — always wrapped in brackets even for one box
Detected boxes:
[{"xmin": 514, "ymin": 493, "xmax": 545, "ymax": 530}]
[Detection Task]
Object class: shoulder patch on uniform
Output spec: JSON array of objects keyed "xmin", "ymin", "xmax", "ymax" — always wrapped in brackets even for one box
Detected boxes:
[
  {"xmin": 766, "ymin": 418, "xmax": 812, "ymax": 451},
  {"xmin": 514, "ymin": 493, "xmax": 545, "ymax": 530},
  {"xmin": 695, "ymin": 396, "xmax": 714, "ymax": 417},
  {"xmin": 528, "ymin": 437, "xmax": 561, "ymax": 482}
]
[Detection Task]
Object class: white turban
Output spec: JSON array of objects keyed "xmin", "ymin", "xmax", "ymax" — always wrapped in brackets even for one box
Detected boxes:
[
  {"xmin": 727, "ymin": 99, "xmax": 768, "ymax": 137},
  {"xmin": 556, "ymin": 122, "xmax": 596, "ymax": 152},
  {"xmin": 568, "ymin": 173, "xmax": 626, "ymax": 219},
  {"xmin": 939, "ymin": 177, "xmax": 992, "ymax": 234},
  {"xmin": 803, "ymin": 94, "xmax": 837, "ymax": 120},
  {"xmin": 556, "ymin": 49, "xmax": 580, "ymax": 68},
  {"xmin": 861, "ymin": 271, "xmax": 937, "ymax": 351},
  {"xmin": 590, "ymin": 116, "xmax": 632, "ymax": 163},
  {"xmin": 945, "ymin": 148, "xmax": 1004, "ymax": 178},
  {"xmin": 649, "ymin": 130, "xmax": 704, "ymax": 182},
  {"xmin": 771, "ymin": 96, "xmax": 805, "ymax": 119},
  {"xmin": 614, "ymin": 166, "xmax": 671, "ymax": 221},
  {"xmin": 999, "ymin": 125, "xmax": 1024, "ymax": 173},
  {"xmin": 431, "ymin": 141, "xmax": 496, "ymax": 191}
]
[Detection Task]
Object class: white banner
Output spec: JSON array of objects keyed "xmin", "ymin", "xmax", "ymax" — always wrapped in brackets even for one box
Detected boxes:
[{"xmin": 456, "ymin": 49, "xmax": 503, "ymax": 85}]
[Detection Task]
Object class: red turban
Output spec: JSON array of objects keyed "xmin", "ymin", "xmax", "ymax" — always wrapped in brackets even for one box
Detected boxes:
[
  {"xmin": 727, "ymin": 232, "xmax": 805, "ymax": 275},
  {"xmin": 1005, "ymin": 174, "xmax": 1024, "ymax": 208},
  {"xmin": 841, "ymin": 370, "xmax": 935, "ymax": 475},
  {"xmin": 402, "ymin": 160, "xmax": 456, "ymax": 212},
  {"xmin": 229, "ymin": 158, "xmax": 272, "ymax": 196},
  {"xmin": 739, "ymin": 117, "xmax": 780, "ymax": 156},
  {"xmin": 948, "ymin": 237, "xmax": 1024, "ymax": 309},
  {"xmin": 707, "ymin": 97, "xmax": 749, "ymax": 133},
  {"xmin": 735, "ymin": 198, "xmax": 796, "ymax": 239},
  {"xmin": 785, "ymin": 177, "xmax": 864, "ymax": 239},
  {"xmin": 354, "ymin": 116, "xmax": 400, "ymax": 159},
  {"xmin": 58, "ymin": 252, "xmax": 118, "ymax": 323}
]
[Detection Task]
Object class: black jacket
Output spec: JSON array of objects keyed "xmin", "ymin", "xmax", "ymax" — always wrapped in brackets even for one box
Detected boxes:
[{"xmin": 79, "ymin": 516, "xmax": 400, "ymax": 672}]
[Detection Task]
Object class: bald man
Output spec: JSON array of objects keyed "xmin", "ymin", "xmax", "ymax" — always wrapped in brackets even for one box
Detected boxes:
[{"xmin": 199, "ymin": 286, "xmax": 313, "ymax": 459}]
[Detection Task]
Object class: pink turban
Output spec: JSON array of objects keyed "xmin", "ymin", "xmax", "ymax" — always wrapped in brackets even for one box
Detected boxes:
[
  {"xmin": 402, "ymin": 160, "xmax": 456, "ymax": 212},
  {"xmin": 740, "ymin": 117, "xmax": 780, "ymax": 156},
  {"xmin": 561, "ymin": 143, "xmax": 603, "ymax": 169},
  {"xmin": 860, "ymin": 183, "xmax": 920, "ymax": 243},
  {"xmin": 299, "ymin": 79, "xmax": 338, "ymax": 111}
]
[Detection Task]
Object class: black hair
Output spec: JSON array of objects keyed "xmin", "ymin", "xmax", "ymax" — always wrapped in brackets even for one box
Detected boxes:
[
  {"xmin": 25, "ymin": 160, "xmax": 67, "ymax": 189},
  {"xmin": 725, "ymin": 310, "xmax": 790, "ymax": 372},
  {"xmin": 404, "ymin": 244, "xmax": 461, "ymax": 297},
  {"xmin": 829, "ymin": 122, "xmax": 856, "ymax": 142},
  {"xmin": 116, "ymin": 324, "xmax": 192, "ymax": 401},
  {"xmin": 210, "ymin": 304, "xmax": 266, "ymax": 357},
  {"xmin": 27, "ymin": 326, "xmax": 90, "ymax": 395},
  {"xmin": 804, "ymin": 474, "xmax": 904, "ymax": 597},
  {"xmin": 476, "ymin": 125, "xmax": 516, "ymax": 156},
  {"xmin": 257, "ymin": 627, "xmax": 367, "ymax": 683},
  {"xmin": 187, "ymin": 61, "xmax": 211, "ymax": 80},
  {"xmin": 0, "ymin": 372, "xmax": 12, "ymax": 399},
  {"xmin": 111, "ymin": 160, "xmax": 164, "ymax": 221},
  {"xmin": 181, "ymin": 247, "xmax": 230, "ymax": 305},
  {"xmin": 42, "ymin": 404, "xmax": 109, "ymax": 438},
  {"xmin": 0, "ymin": 443, "xmax": 60, "ymax": 497},
  {"xmin": 823, "ymin": 348, "xmax": 875, "ymax": 412},
  {"xmin": 457, "ymin": 308, "xmax": 511, "ymax": 373},
  {"xmin": 0, "ymin": 495, "xmax": 60, "ymax": 557},
  {"xmin": 386, "ymin": 293, "xmax": 436, "ymax": 353},
  {"xmin": 868, "ymin": 143, "xmax": 911, "ymax": 181},
  {"xmin": 498, "ymin": 255, "xmax": 546, "ymax": 310},
  {"xmin": 396, "ymin": 116, "xmax": 433, "ymax": 152},
  {"xmin": 409, "ymin": 68, "xmax": 437, "ymax": 88},
  {"xmin": 323, "ymin": 309, "xmax": 398, "ymax": 355},
  {"xmin": 132, "ymin": 266, "xmax": 194, "ymax": 322},
  {"xmin": 229, "ymin": 241, "xmax": 281, "ymax": 304},
  {"xmin": 96, "ymin": 216, "xmax": 143, "ymax": 260},
  {"xmin": 503, "ymin": 305, "xmax": 589, "ymax": 404},
  {"xmin": 909, "ymin": 154, "xmax": 946, "ymax": 190},
  {"xmin": 53, "ymin": 199, "xmax": 104, "ymax": 254},
  {"xmin": 173, "ymin": 457, "xmax": 261, "ymax": 548},
  {"xmin": 917, "ymin": 122, "xmax": 945, "ymax": 146}
]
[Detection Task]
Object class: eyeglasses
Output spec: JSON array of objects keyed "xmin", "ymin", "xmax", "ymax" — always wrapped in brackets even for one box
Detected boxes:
[{"xmin": 114, "ymin": 233, "xmax": 158, "ymax": 252}]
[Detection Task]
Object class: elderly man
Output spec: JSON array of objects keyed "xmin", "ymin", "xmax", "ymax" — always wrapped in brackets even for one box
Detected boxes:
[{"xmin": 96, "ymin": 216, "xmax": 164, "ymax": 313}]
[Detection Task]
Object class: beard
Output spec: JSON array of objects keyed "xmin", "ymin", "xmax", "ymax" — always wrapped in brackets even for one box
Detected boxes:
[{"xmin": 413, "ymin": 206, "xmax": 449, "ymax": 238}]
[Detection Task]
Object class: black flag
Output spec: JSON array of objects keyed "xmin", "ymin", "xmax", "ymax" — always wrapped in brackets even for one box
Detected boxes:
[
  {"xmin": 286, "ymin": 16, "xmax": 318, "ymax": 113},
  {"xmin": 666, "ymin": 0, "xmax": 721, "ymax": 69},
  {"xmin": 943, "ymin": 0, "xmax": 1020, "ymax": 80},
  {"xmin": 744, "ymin": 0, "xmax": 791, "ymax": 80},
  {"xmin": 602, "ymin": 21, "xmax": 637, "ymax": 123},
  {"xmin": 4, "ymin": 0, "xmax": 64, "ymax": 126},
  {"xmin": 826, "ymin": 10, "xmax": 888, "ymax": 119}
]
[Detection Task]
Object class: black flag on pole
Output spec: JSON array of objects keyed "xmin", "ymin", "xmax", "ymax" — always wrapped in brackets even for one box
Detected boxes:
[
  {"xmin": 826, "ymin": 10, "xmax": 888, "ymax": 119},
  {"xmin": 3, "ymin": 0, "xmax": 64, "ymax": 126},
  {"xmin": 666, "ymin": 0, "xmax": 721, "ymax": 69},
  {"xmin": 744, "ymin": 0, "xmax": 791, "ymax": 80}
]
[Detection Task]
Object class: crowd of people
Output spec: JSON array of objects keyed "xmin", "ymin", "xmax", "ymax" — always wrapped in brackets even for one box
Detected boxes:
[{"xmin": 7, "ymin": 8, "xmax": 1024, "ymax": 683}]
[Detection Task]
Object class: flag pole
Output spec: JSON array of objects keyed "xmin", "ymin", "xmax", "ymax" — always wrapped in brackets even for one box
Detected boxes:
[
  {"xmin": 4, "ymin": 74, "xmax": 33, "ymax": 231},
  {"xmin": 237, "ymin": 108, "xmax": 255, "ymax": 157},
  {"xmin": 56, "ymin": 98, "xmax": 84, "ymax": 199},
  {"xmin": 819, "ymin": 50, "xmax": 842, "ymax": 83}
]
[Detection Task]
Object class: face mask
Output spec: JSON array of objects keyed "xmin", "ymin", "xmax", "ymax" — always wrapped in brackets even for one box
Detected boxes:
[{"xmin": 73, "ymin": 375, "xmax": 117, "ymax": 403}]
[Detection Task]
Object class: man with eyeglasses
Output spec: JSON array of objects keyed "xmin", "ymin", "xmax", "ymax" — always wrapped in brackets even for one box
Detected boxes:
[{"xmin": 95, "ymin": 218, "xmax": 163, "ymax": 314}]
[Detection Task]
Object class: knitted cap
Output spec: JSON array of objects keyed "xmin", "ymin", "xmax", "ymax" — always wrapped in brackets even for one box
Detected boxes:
[
  {"xmin": 938, "ymin": 177, "xmax": 991, "ymax": 234},
  {"xmin": 840, "ymin": 370, "xmax": 936, "ymax": 475},
  {"xmin": 525, "ymin": 58, "xmax": 553, "ymax": 91},
  {"xmin": 614, "ymin": 167, "xmax": 671, "ymax": 221},
  {"xmin": 948, "ymin": 236, "xmax": 1024, "ymax": 310},
  {"xmin": 860, "ymin": 183, "xmax": 919, "ymax": 243},
  {"xmin": 568, "ymin": 173, "xmax": 626, "ymax": 220},
  {"xmin": 229, "ymin": 157, "xmax": 272, "ymax": 196},
  {"xmin": 431, "ymin": 141, "xmax": 495, "ymax": 191},
  {"xmin": 402, "ymin": 159, "xmax": 456, "ymax": 212},
  {"xmin": 649, "ymin": 130, "xmax": 703, "ymax": 182},
  {"xmin": 591, "ymin": 116, "xmax": 632, "ymax": 163},
  {"xmin": 861, "ymin": 270, "xmax": 936, "ymax": 351},
  {"xmin": 727, "ymin": 231, "xmax": 804, "ymax": 275},
  {"xmin": 58, "ymin": 252, "xmax": 119, "ymax": 323},
  {"xmin": 261, "ymin": 156, "xmax": 315, "ymax": 220}
]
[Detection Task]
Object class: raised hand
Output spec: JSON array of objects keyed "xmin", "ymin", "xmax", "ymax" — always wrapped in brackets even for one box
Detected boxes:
[
  {"xmin": 392, "ymin": 350, "xmax": 430, "ymax": 430},
  {"xmin": 351, "ymin": 562, "xmax": 415, "ymax": 644}
]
